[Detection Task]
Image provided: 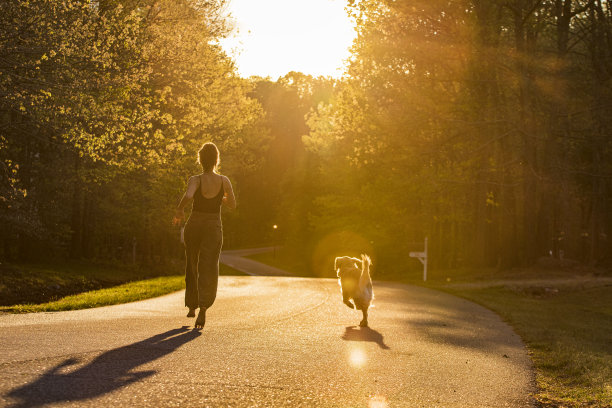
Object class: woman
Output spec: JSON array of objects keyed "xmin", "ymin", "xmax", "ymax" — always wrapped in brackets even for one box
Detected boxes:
[{"xmin": 173, "ymin": 142, "xmax": 236, "ymax": 328}]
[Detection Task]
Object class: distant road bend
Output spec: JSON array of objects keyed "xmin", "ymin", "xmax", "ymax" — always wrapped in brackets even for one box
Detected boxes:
[{"xmin": 0, "ymin": 249, "xmax": 535, "ymax": 407}]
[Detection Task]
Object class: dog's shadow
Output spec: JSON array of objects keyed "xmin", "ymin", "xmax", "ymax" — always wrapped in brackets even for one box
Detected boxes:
[{"xmin": 342, "ymin": 326, "xmax": 390, "ymax": 350}]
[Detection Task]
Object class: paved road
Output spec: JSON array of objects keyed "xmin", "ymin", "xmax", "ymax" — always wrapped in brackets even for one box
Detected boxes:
[
  {"xmin": 0, "ymin": 256, "xmax": 535, "ymax": 407},
  {"xmin": 220, "ymin": 248, "xmax": 292, "ymax": 277}
]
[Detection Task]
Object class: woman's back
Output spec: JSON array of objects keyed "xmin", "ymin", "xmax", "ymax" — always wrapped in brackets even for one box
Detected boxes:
[
  {"xmin": 198, "ymin": 173, "xmax": 223, "ymax": 198},
  {"xmin": 192, "ymin": 173, "xmax": 224, "ymax": 214}
]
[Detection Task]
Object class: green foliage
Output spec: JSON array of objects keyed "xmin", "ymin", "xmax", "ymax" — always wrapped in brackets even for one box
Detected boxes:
[
  {"xmin": 2, "ymin": 0, "xmax": 611, "ymax": 276},
  {"xmin": 0, "ymin": 0, "xmax": 265, "ymax": 261},
  {"xmin": 283, "ymin": 0, "xmax": 612, "ymax": 273},
  {"xmin": 218, "ymin": 73, "xmax": 334, "ymax": 249}
]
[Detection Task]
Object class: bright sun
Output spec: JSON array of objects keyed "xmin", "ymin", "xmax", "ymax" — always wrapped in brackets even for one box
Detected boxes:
[{"xmin": 220, "ymin": 0, "xmax": 356, "ymax": 79}]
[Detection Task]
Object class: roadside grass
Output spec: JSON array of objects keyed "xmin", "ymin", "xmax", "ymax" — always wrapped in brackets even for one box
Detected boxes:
[
  {"xmin": 0, "ymin": 276, "xmax": 185, "ymax": 313},
  {"xmin": 0, "ymin": 261, "xmax": 183, "ymax": 306},
  {"xmin": 247, "ymin": 249, "xmax": 612, "ymax": 408},
  {"xmin": 403, "ymin": 267, "xmax": 612, "ymax": 408},
  {"xmin": 0, "ymin": 262, "xmax": 245, "ymax": 313},
  {"xmin": 439, "ymin": 283, "xmax": 612, "ymax": 408}
]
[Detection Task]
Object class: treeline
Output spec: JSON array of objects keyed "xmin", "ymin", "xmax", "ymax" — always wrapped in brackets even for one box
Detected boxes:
[
  {"xmin": 266, "ymin": 0, "xmax": 612, "ymax": 274},
  {"xmin": 2, "ymin": 0, "xmax": 611, "ymax": 274},
  {"xmin": 0, "ymin": 0, "xmax": 264, "ymax": 263}
]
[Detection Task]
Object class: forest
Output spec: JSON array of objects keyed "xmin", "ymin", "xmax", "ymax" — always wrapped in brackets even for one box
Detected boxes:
[{"xmin": 2, "ymin": 0, "xmax": 611, "ymax": 277}]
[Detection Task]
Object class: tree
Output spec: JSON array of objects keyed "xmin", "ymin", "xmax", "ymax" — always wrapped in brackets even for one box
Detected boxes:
[
  {"xmin": 0, "ymin": 0, "xmax": 265, "ymax": 263},
  {"xmin": 294, "ymin": 0, "xmax": 612, "ymax": 273}
]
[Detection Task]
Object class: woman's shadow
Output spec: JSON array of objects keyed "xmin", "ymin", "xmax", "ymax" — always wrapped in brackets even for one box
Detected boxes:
[
  {"xmin": 342, "ymin": 326, "xmax": 390, "ymax": 350},
  {"xmin": 6, "ymin": 326, "xmax": 201, "ymax": 408}
]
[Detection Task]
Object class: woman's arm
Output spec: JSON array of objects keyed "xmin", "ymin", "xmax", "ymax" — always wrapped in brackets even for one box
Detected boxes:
[
  {"xmin": 221, "ymin": 176, "xmax": 236, "ymax": 209},
  {"xmin": 173, "ymin": 176, "xmax": 198, "ymax": 225}
]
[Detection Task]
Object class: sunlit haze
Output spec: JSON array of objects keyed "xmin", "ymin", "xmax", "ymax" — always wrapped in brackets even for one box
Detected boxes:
[
  {"xmin": 349, "ymin": 347, "xmax": 366, "ymax": 367},
  {"xmin": 220, "ymin": 0, "xmax": 356, "ymax": 79}
]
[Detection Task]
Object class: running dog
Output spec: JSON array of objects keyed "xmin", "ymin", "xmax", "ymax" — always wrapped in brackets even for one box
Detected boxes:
[{"xmin": 335, "ymin": 254, "xmax": 373, "ymax": 327}]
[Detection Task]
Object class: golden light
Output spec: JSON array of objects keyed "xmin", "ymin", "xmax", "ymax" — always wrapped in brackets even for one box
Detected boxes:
[
  {"xmin": 312, "ymin": 230, "xmax": 375, "ymax": 277},
  {"xmin": 220, "ymin": 0, "xmax": 356, "ymax": 79},
  {"xmin": 349, "ymin": 347, "xmax": 366, "ymax": 367},
  {"xmin": 368, "ymin": 395, "xmax": 389, "ymax": 408},
  {"xmin": 273, "ymin": 224, "xmax": 278, "ymax": 229}
]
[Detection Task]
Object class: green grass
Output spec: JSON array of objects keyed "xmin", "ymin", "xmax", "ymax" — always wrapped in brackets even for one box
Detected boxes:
[
  {"xmin": 0, "ymin": 261, "xmax": 245, "ymax": 313},
  {"xmin": 0, "ymin": 261, "xmax": 184, "ymax": 306},
  {"xmin": 1, "ymin": 275, "xmax": 185, "ymax": 313},
  {"xmin": 439, "ymin": 283, "xmax": 612, "ymax": 408},
  {"xmin": 412, "ymin": 266, "xmax": 612, "ymax": 408},
  {"xmin": 406, "ymin": 266, "xmax": 612, "ymax": 407}
]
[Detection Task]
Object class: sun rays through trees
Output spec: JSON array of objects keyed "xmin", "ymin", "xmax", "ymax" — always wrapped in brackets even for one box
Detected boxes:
[{"xmin": 1, "ymin": 0, "xmax": 611, "ymax": 272}]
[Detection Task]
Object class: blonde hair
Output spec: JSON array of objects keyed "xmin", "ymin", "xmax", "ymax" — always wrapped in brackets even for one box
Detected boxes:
[{"xmin": 197, "ymin": 142, "xmax": 220, "ymax": 173}]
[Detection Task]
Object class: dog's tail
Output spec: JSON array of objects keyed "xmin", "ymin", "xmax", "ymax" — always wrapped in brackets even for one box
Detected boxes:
[{"xmin": 359, "ymin": 254, "xmax": 372, "ymax": 289}]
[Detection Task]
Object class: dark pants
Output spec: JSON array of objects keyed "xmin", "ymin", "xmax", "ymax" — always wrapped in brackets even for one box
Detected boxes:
[{"xmin": 184, "ymin": 212, "xmax": 222, "ymax": 309}]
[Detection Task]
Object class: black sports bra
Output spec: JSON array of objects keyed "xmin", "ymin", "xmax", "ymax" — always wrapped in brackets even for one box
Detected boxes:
[{"xmin": 192, "ymin": 176, "xmax": 224, "ymax": 214}]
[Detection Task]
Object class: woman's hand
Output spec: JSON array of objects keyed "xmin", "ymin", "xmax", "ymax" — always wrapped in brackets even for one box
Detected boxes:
[{"xmin": 172, "ymin": 209, "xmax": 184, "ymax": 226}]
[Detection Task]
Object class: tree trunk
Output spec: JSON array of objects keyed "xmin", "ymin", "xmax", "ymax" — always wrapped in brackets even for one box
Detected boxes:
[
  {"xmin": 69, "ymin": 154, "xmax": 83, "ymax": 259},
  {"xmin": 514, "ymin": 2, "xmax": 541, "ymax": 265},
  {"xmin": 81, "ymin": 195, "xmax": 95, "ymax": 259}
]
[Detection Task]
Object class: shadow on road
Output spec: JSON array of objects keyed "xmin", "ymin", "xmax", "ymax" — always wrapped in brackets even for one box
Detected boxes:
[
  {"xmin": 342, "ymin": 326, "xmax": 390, "ymax": 350},
  {"xmin": 407, "ymin": 307, "xmax": 523, "ymax": 353},
  {"xmin": 6, "ymin": 326, "xmax": 200, "ymax": 408}
]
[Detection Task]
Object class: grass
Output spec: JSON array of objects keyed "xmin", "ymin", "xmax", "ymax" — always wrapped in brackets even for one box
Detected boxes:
[
  {"xmin": 1, "ymin": 276, "xmax": 185, "ymax": 313},
  {"xmin": 247, "ymin": 248, "xmax": 612, "ymax": 408},
  {"xmin": 0, "ymin": 261, "xmax": 183, "ymax": 306},
  {"xmin": 0, "ymin": 262, "xmax": 245, "ymax": 313},
  {"xmin": 406, "ymin": 267, "xmax": 612, "ymax": 408},
  {"xmin": 439, "ymin": 283, "xmax": 612, "ymax": 408}
]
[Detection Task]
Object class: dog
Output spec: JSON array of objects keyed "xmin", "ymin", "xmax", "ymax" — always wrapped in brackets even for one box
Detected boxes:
[{"xmin": 335, "ymin": 254, "xmax": 373, "ymax": 327}]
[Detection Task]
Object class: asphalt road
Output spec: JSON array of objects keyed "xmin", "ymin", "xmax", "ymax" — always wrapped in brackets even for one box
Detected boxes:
[
  {"xmin": 220, "ymin": 248, "xmax": 292, "ymax": 276},
  {"xmin": 0, "ymin": 255, "xmax": 535, "ymax": 407}
]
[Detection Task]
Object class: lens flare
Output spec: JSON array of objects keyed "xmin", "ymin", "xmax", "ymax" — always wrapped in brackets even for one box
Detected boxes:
[
  {"xmin": 349, "ymin": 347, "xmax": 366, "ymax": 367},
  {"xmin": 312, "ymin": 230, "xmax": 375, "ymax": 277},
  {"xmin": 368, "ymin": 395, "xmax": 389, "ymax": 408}
]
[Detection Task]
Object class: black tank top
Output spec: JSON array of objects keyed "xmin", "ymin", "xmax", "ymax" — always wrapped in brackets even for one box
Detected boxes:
[{"xmin": 192, "ymin": 176, "xmax": 224, "ymax": 214}]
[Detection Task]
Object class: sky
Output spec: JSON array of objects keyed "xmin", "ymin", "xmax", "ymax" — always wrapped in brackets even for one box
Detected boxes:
[{"xmin": 219, "ymin": 0, "xmax": 356, "ymax": 80}]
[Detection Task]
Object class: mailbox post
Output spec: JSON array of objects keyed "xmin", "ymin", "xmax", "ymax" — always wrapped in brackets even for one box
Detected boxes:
[{"xmin": 409, "ymin": 237, "xmax": 428, "ymax": 281}]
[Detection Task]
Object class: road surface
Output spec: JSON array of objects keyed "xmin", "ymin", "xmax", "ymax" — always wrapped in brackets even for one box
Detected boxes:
[
  {"xmin": 0, "ymin": 254, "xmax": 535, "ymax": 407},
  {"xmin": 220, "ymin": 248, "xmax": 292, "ymax": 277}
]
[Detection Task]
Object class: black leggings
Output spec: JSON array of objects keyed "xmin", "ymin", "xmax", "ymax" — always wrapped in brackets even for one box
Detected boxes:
[{"xmin": 184, "ymin": 212, "xmax": 222, "ymax": 309}]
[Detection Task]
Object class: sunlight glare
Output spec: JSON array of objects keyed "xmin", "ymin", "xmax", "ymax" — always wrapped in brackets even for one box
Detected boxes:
[
  {"xmin": 368, "ymin": 395, "xmax": 389, "ymax": 408},
  {"xmin": 349, "ymin": 347, "xmax": 366, "ymax": 367},
  {"xmin": 220, "ymin": 0, "xmax": 356, "ymax": 79}
]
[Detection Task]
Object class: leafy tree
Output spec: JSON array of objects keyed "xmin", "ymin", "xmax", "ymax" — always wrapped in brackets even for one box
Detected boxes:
[
  {"xmin": 294, "ymin": 0, "xmax": 612, "ymax": 273},
  {"xmin": 0, "ymin": 0, "xmax": 265, "ymax": 263}
]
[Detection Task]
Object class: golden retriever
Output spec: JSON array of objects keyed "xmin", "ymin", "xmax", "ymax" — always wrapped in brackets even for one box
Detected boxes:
[{"xmin": 335, "ymin": 254, "xmax": 373, "ymax": 327}]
